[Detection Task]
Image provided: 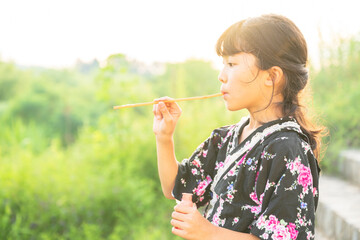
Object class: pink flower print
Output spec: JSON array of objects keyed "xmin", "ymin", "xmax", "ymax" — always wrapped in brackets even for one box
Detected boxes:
[
  {"xmin": 259, "ymin": 193, "xmax": 264, "ymax": 203},
  {"xmin": 215, "ymin": 161, "xmax": 224, "ymax": 170},
  {"xmin": 265, "ymin": 181, "xmax": 275, "ymax": 190},
  {"xmin": 272, "ymin": 224, "xmax": 291, "ymax": 240},
  {"xmin": 191, "ymin": 168, "xmax": 198, "ymax": 175},
  {"xmin": 194, "ymin": 176, "xmax": 212, "ymax": 196},
  {"xmin": 227, "ymin": 193, "xmax": 234, "ymax": 200},
  {"xmin": 181, "ymin": 178, "xmax": 186, "ymax": 187},
  {"xmin": 261, "ymin": 150, "xmax": 265, "ymax": 159},
  {"xmin": 256, "ymin": 215, "xmax": 267, "ymax": 228},
  {"xmin": 250, "ymin": 192, "xmax": 261, "ymax": 204},
  {"xmin": 261, "ymin": 233, "xmax": 269, "ymax": 239},
  {"xmin": 202, "ymin": 149, "xmax": 208, "ymax": 158},
  {"xmin": 228, "ymin": 168, "xmax": 236, "ymax": 176},
  {"xmin": 289, "ymin": 162, "xmax": 295, "ymax": 172},
  {"xmin": 250, "ymin": 206, "xmax": 261, "ymax": 214},
  {"xmin": 250, "ymin": 192, "xmax": 257, "ymax": 201},
  {"xmin": 195, "ymin": 182, "xmax": 206, "ymax": 196},
  {"xmin": 219, "ymin": 197, "xmax": 225, "ymax": 206},
  {"xmin": 191, "ymin": 159, "xmax": 201, "ymax": 168},
  {"xmin": 312, "ymin": 187, "xmax": 318, "ymax": 197},
  {"xmin": 267, "ymin": 215, "xmax": 280, "ymax": 231},
  {"xmin": 287, "ymin": 223, "xmax": 299, "ymax": 239},
  {"xmin": 290, "ymin": 158, "xmax": 302, "ymax": 173},
  {"xmin": 302, "ymin": 141, "xmax": 310, "ymax": 153},
  {"xmin": 298, "ymin": 165, "xmax": 313, "ymax": 189},
  {"xmin": 295, "ymin": 157, "xmax": 302, "ymax": 166},
  {"xmin": 298, "ymin": 218, "xmax": 304, "ymax": 226},
  {"xmin": 221, "ymin": 219, "xmax": 226, "ymax": 226},
  {"xmin": 233, "ymin": 217, "xmax": 239, "ymax": 224},
  {"xmin": 212, "ymin": 214, "xmax": 220, "ymax": 226},
  {"xmin": 255, "ymin": 171, "xmax": 260, "ymax": 183},
  {"xmin": 226, "ymin": 127, "xmax": 234, "ymax": 138},
  {"xmin": 237, "ymin": 153, "xmax": 248, "ymax": 166}
]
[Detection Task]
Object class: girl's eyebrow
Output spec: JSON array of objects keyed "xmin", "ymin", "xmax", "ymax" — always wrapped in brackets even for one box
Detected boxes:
[{"xmin": 228, "ymin": 53, "xmax": 247, "ymax": 62}]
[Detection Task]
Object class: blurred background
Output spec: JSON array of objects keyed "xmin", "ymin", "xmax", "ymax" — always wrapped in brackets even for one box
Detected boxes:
[{"xmin": 0, "ymin": 0, "xmax": 359, "ymax": 239}]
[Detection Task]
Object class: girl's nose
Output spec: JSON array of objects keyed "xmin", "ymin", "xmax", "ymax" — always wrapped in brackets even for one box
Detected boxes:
[{"xmin": 218, "ymin": 70, "xmax": 227, "ymax": 83}]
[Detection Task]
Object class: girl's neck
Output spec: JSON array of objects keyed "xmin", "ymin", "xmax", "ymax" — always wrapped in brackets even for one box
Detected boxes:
[
  {"xmin": 238, "ymin": 109, "xmax": 282, "ymax": 145},
  {"xmin": 247, "ymin": 105, "xmax": 283, "ymax": 131}
]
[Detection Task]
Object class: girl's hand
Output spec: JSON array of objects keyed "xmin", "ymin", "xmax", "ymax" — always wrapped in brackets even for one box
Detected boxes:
[
  {"xmin": 153, "ymin": 97, "xmax": 182, "ymax": 139},
  {"xmin": 170, "ymin": 202, "xmax": 215, "ymax": 240}
]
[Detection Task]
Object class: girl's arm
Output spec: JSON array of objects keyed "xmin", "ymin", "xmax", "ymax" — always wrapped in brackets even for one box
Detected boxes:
[
  {"xmin": 171, "ymin": 204, "xmax": 260, "ymax": 240},
  {"xmin": 155, "ymin": 136, "xmax": 178, "ymax": 199},
  {"xmin": 153, "ymin": 98, "xmax": 182, "ymax": 199}
]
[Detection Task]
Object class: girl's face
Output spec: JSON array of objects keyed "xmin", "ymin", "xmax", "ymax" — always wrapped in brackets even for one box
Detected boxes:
[{"xmin": 219, "ymin": 53, "xmax": 270, "ymax": 112}]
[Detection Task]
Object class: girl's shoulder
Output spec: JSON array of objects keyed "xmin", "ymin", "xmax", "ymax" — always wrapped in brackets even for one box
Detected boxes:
[
  {"xmin": 261, "ymin": 131, "xmax": 316, "ymax": 164},
  {"xmin": 211, "ymin": 122, "xmax": 242, "ymax": 141}
]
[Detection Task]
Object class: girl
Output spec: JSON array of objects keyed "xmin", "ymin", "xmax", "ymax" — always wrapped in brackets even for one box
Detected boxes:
[{"xmin": 153, "ymin": 14, "xmax": 322, "ymax": 240}]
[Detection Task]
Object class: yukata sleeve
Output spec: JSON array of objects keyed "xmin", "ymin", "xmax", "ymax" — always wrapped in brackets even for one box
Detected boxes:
[
  {"xmin": 172, "ymin": 130, "xmax": 222, "ymax": 207},
  {"xmin": 250, "ymin": 136, "xmax": 319, "ymax": 240}
]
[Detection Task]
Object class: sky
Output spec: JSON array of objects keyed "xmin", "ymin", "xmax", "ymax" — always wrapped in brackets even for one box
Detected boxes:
[{"xmin": 0, "ymin": 0, "xmax": 359, "ymax": 69}]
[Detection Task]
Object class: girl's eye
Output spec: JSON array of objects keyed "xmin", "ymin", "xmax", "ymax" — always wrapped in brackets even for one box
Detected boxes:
[{"xmin": 228, "ymin": 63, "xmax": 234, "ymax": 67}]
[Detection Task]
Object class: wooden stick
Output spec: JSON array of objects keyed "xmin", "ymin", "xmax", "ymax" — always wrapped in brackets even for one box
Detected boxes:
[{"xmin": 113, "ymin": 92, "xmax": 223, "ymax": 109}]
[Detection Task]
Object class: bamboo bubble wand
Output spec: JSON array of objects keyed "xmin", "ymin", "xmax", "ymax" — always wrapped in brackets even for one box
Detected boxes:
[{"xmin": 113, "ymin": 92, "xmax": 223, "ymax": 110}]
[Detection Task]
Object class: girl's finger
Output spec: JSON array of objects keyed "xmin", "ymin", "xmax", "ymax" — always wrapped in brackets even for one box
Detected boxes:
[
  {"xmin": 158, "ymin": 102, "xmax": 172, "ymax": 122},
  {"xmin": 155, "ymin": 104, "xmax": 162, "ymax": 120},
  {"xmin": 155, "ymin": 97, "xmax": 181, "ymax": 113},
  {"xmin": 156, "ymin": 97, "xmax": 177, "ymax": 108},
  {"xmin": 170, "ymin": 218, "xmax": 186, "ymax": 230},
  {"xmin": 171, "ymin": 211, "xmax": 186, "ymax": 221},
  {"xmin": 171, "ymin": 226, "xmax": 186, "ymax": 238},
  {"xmin": 174, "ymin": 203, "xmax": 196, "ymax": 214}
]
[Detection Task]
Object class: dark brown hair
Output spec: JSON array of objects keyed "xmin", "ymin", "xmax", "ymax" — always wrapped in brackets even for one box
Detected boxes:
[{"xmin": 216, "ymin": 14, "xmax": 325, "ymax": 159}]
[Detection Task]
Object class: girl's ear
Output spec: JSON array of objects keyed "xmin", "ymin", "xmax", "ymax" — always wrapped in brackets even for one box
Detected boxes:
[{"xmin": 264, "ymin": 66, "xmax": 283, "ymax": 87}]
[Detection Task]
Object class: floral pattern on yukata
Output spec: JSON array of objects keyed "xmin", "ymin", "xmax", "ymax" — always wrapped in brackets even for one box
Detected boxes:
[{"xmin": 172, "ymin": 116, "xmax": 320, "ymax": 240}]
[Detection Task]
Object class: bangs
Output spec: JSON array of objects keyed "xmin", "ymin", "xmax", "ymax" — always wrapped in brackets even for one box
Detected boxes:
[{"xmin": 215, "ymin": 20, "xmax": 254, "ymax": 56}]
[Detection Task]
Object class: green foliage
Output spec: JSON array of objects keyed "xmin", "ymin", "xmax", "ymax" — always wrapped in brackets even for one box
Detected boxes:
[
  {"xmin": 311, "ymin": 34, "xmax": 360, "ymax": 172},
  {"xmin": 0, "ymin": 32, "xmax": 359, "ymax": 238},
  {"xmin": 0, "ymin": 62, "xmax": 20, "ymax": 101},
  {"xmin": 0, "ymin": 55, "xmax": 235, "ymax": 239}
]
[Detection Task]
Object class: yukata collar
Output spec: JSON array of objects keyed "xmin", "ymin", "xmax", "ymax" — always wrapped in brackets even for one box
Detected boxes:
[
  {"xmin": 211, "ymin": 115, "xmax": 304, "ymax": 193},
  {"xmin": 206, "ymin": 116, "xmax": 308, "ymax": 217},
  {"xmin": 229, "ymin": 115, "xmax": 302, "ymax": 155}
]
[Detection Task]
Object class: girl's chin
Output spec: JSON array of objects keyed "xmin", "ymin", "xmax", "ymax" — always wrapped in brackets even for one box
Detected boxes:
[
  {"xmin": 225, "ymin": 103, "xmax": 240, "ymax": 112},
  {"xmin": 227, "ymin": 107, "xmax": 240, "ymax": 112},
  {"xmin": 224, "ymin": 101, "xmax": 244, "ymax": 111}
]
